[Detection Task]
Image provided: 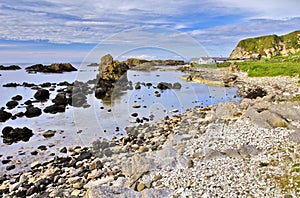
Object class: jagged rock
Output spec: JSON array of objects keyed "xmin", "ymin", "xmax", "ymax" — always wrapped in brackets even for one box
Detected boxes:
[
  {"xmin": 99, "ymin": 54, "xmax": 113, "ymax": 71},
  {"xmin": 157, "ymin": 82, "xmax": 172, "ymax": 90},
  {"xmin": 52, "ymin": 93, "xmax": 68, "ymax": 105}
]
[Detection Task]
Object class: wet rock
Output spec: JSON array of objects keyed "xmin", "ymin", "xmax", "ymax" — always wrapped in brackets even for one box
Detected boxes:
[
  {"xmin": 25, "ymin": 106, "xmax": 42, "ymax": 118},
  {"xmin": 135, "ymin": 82, "xmax": 141, "ymax": 90},
  {"xmin": 76, "ymin": 151, "xmax": 92, "ymax": 161},
  {"xmin": 131, "ymin": 113, "xmax": 138, "ymax": 117},
  {"xmin": 34, "ymin": 89, "xmax": 50, "ymax": 101},
  {"xmin": 11, "ymin": 95, "xmax": 23, "ymax": 101},
  {"xmin": 70, "ymin": 93, "xmax": 87, "ymax": 107},
  {"xmin": 1, "ymin": 126, "xmax": 33, "ymax": 144},
  {"xmin": 40, "ymin": 82, "xmax": 52, "ymax": 87},
  {"xmin": 242, "ymin": 86, "xmax": 267, "ymax": 99},
  {"xmin": 0, "ymin": 109, "xmax": 12, "ymax": 122},
  {"xmin": 24, "ymin": 100, "xmax": 32, "ymax": 105},
  {"xmin": 37, "ymin": 145, "xmax": 47, "ymax": 151},
  {"xmin": 6, "ymin": 100, "xmax": 18, "ymax": 109},
  {"xmin": 132, "ymin": 104, "xmax": 141, "ymax": 108},
  {"xmin": 43, "ymin": 130, "xmax": 56, "ymax": 138},
  {"xmin": 44, "ymin": 104, "xmax": 66, "ymax": 114}
]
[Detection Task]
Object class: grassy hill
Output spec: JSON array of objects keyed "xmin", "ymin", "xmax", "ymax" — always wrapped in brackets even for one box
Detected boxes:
[{"xmin": 230, "ymin": 30, "xmax": 300, "ymax": 59}]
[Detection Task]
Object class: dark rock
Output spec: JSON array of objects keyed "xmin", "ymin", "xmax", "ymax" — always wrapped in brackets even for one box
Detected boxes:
[
  {"xmin": 6, "ymin": 164, "xmax": 15, "ymax": 171},
  {"xmin": 135, "ymin": 82, "xmax": 141, "ymax": 90},
  {"xmin": 60, "ymin": 147, "xmax": 67, "ymax": 153},
  {"xmin": 0, "ymin": 65, "xmax": 21, "ymax": 70},
  {"xmin": 1, "ymin": 126, "xmax": 33, "ymax": 144},
  {"xmin": 52, "ymin": 93, "xmax": 68, "ymax": 105},
  {"xmin": 76, "ymin": 151, "xmax": 92, "ymax": 161},
  {"xmin": 22, "ymin": 82, "xmax": 36, "ymax": 87},
  {"xmin": 131, "ymin": 113, "xmax": 138, "ymax": 117},
  {"xmin": 34, "ymin": 89, "xmax": 50, "ymax": 101},
  {"xmin": 15, "ymin": 112, "xmax": 25, "ymax": 117},
  {"xmin": 31, "ymin": 150, "xmax": 38, "ymax": 155},
  {"xmin": 25, "ymin": 63, "xmax": 77, "ymax": 73},
  {"xmin": 11, "ymin": 95, "xmax": 23, "ymax": 101},
  {"xmin": 6, "ymin": 100, "xmax": 18, "ymax": 109},
  {"xmin": 3, "ymin": 82, "xmax": 20, "ymax": 87},
  {"xmin": 26, "ymin": 186, "xmax": 38, "ymax": 196},
  {"xmin": 37, "ymin": 145, "xmax": 47, "ymax": 151},
  {"xmin": 2, "ymin": 159, "xmax": 11, "ymax": 164},
  {"xmin": 24, "ymin": 100, "xmax": 32, "ymax": 105},
  {"xmin": 44, "ymin": 104, "xmax": 66, "ymax": 114},
  {"xmin": 157, "ymin": 82, "xmax": 172, "ymax": 90},
  {"xmin": 245, "ymin": 87, "xmax": 267, "ymax": 99},
  {"xmin": 25, "ymin": 106, "xmax": 42, "ymax": 118},
  {"xmin": 0, "ymin": 109, "xmax": 12, "ymax": 122},
  {"xmin": 43, "ymin": 130, "xmax": 56, "ymax": 138},
  {"xmin": 40, "ymin": 82, "xmax": 52, "ymax": 87}
]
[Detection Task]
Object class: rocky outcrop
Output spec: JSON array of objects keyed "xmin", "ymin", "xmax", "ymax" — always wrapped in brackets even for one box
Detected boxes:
[
  {"xmin": 0, "ymin": 109, "xmax": 12, "ymax": 122},
  {"xmin": 230, "ymin": 30, "xmax": 300, "ymax": 59},
  {"xmin": 0, "ymin": 65, "xmax": 21, "ymax": 70},
  {"xmin": 25, "ymin": 63, "xmax": 77, "ymax": 73},
  {"xmin": 95, "ymin": 54, "xmax": 130, "ymax": 99}
]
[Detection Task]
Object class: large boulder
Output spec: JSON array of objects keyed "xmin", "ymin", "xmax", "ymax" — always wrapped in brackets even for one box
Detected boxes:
[
  {"xmin": 52, "ymin": 93, "xmax": 68, "ymax": 105},
  {"xmin": 100, "ymin": 60, "xmax": 129, "ymax": 82},
  {"xmin": 34, "ymin": 89, "xmax": 50, "ymax": 101},
  {"xmin": 44, "ymin": 104, "xmax": 66, "ymax": 114}
]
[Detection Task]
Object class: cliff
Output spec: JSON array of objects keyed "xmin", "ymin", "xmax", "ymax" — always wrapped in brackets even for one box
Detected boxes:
[{"xmin": 229, "ymin": 30, "xmax": 300, "ymax": 59}]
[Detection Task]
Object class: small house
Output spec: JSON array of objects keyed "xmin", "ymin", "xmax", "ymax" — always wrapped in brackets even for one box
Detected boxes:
[{"xmin": 190, "ymin": 57, "xmax": 216, "ymax": 64}]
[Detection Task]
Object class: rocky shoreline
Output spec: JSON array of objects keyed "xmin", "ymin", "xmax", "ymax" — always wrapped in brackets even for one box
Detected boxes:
[{"xmin": 1, "ymin": 64, "xmax": 300, "ymax": 197}]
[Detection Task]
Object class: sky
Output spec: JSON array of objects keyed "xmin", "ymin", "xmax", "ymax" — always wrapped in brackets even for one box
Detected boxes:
[{"xmin": 0, "ymin": 0, "xmax": 300, "ymax": 63}]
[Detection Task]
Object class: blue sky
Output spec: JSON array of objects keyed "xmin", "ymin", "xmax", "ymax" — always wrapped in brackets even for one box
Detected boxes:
[{"xmin": 0, "ymin": 0, "xmax": 300, "ymax": 63}]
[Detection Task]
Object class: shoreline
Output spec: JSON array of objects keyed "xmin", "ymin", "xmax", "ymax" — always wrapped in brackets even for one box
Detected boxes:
[{"xmin": 1, "ymin": 66, "xmax": 300, "ymax": 197}]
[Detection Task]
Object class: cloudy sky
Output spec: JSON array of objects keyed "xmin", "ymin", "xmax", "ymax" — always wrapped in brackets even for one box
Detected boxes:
[{"xmin": 0, "ymin": 0, "xmax": 300, "ymax": 63}]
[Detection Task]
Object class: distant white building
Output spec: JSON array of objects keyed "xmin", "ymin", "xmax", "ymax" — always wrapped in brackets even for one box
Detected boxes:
[{"xmin": 190, "ymin": 57, "xmax": 216, "ymax": 64}]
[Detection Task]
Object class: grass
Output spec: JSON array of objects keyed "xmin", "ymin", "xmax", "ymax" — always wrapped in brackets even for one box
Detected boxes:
[{"xmin": 229, "ymin": 52, "xmax": 300, "ymax": 77}]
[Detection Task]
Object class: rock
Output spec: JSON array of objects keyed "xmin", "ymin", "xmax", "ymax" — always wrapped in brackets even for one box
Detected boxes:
[
  {"xmin": 2, "ymin": 82, "xmax": 20, "ymax": 87},
  {"xmin": 204, "ymin": 149, "xmax": 226, "ymax": 161},
  {"xmin": 99, "ymin": 54, "xmax": 113, "ymax": 70},
  {"xmin": 244, "ymin": 87, "xmax": 267, "ymax": 99},
  {"xmin": 131, "ymin": 113, "xmax": 138, "ymax": 117},
  {"xmin": 43, "ymin": 130, "xmax": 56, "ymax": 138},
  {"xmin": 25, "ymin": 63, "xmax": 77, "ymax": 73},
  {"xmin": 11, "ymin": 95, "xmax": 23, "ymax": 101},
  {"xmin": 71, "ymin": 93, "xmax": 87, "ymax": 107},
  {"xmin": 289, "ymin": 130, "xmax": 300, "ymax": 144},
  {"xmin": 76, "ymin": 151, "xmax": 92, "ymax": 161},
  {"xmin": 44, "ymin": 104, "xmax": 66, "ymax": 114},
  {"xmin": 138, "ymin": 146, "xmax": 149, "ymax": 153},
  {"xmin": 157, "ymin": 82, "xmax": 172, "ymax": 90},
  {"xmin": 60, "ymin": 147, "xmax": 67, "ymax": 153},
  {"xmin": 0, "ymin": 65, "xmax": 21, "ymax": 70},
  {"xmin": 6, "ymin": 100, "xmax": 19, "ymax": 109},
  {"xmin": 132, "ymin": 104, "xmax": 141, "ymax": 108},
  {"xmin": 89, "ymin": 159, "xmax": 103, "ymax": 170},
  {"xmin": 213, "ymin": 101, "xmax": 239, "ymax": 120},
  {"xmin": 34, "ymin": 89, "xmax": 50, "ymax": 101},
  {"xmin": 187, "ymin": 159, "xmax": 194, "ymax": 168},
  {"xmin": 135, "ymin": 82, "xmax": 141, "ymax": 90},
  {"xmin": 52, "ymin": 93, "xmax": 68, "ymax": 105},
  {"xmin": 238, "ymin": 144, "xmax": 261, "ymax": 159},
  {"xmin": 0, "ymin": 109, "xmax": 12, "ymax": 122},
  {"xmin": 6, "ymin": 165, "xmax": 15, "ymax": 171},
  {"xmin": 2, "ymin": 126, "xmax": 33, "ymax": 144},
  {"xmin": 25, "ymin": 106, "xmax": 42, "ymax": 118},
  {"xmin": 137, "ymin": 183, "xmax": 145, "ymax": 192},
  {"xmin": 30, "ymin": 161, "xmax": 41, "ymax": 169},
  {"xmin": 172, "ymin": 82, "xmax": 182, "ymax": 89}
]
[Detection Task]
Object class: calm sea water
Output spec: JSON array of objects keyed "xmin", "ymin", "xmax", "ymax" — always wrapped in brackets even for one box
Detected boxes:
[{"xmin": 0, "ymin": 63, "xmax": 239, "ymax": 173}]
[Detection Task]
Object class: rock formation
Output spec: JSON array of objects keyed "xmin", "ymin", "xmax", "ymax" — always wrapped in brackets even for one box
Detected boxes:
[
  {"xmin": 230, "ymin": 30, "xmax": 300, "ymax": 59},
  {"xmin": 25, "ymin": 63, "xmax": 77, "ymax": 73}
]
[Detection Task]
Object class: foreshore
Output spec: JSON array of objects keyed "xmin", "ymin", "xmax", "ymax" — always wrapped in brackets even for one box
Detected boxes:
[{"xmin": 1, "ymin": 66, "xmax": 300, "ymax": 197}]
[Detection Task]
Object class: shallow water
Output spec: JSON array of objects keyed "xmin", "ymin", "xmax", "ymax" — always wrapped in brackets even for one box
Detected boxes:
[{"xmin": 0, "ymin": 63, "xmax": 239, "ymax": 173}]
